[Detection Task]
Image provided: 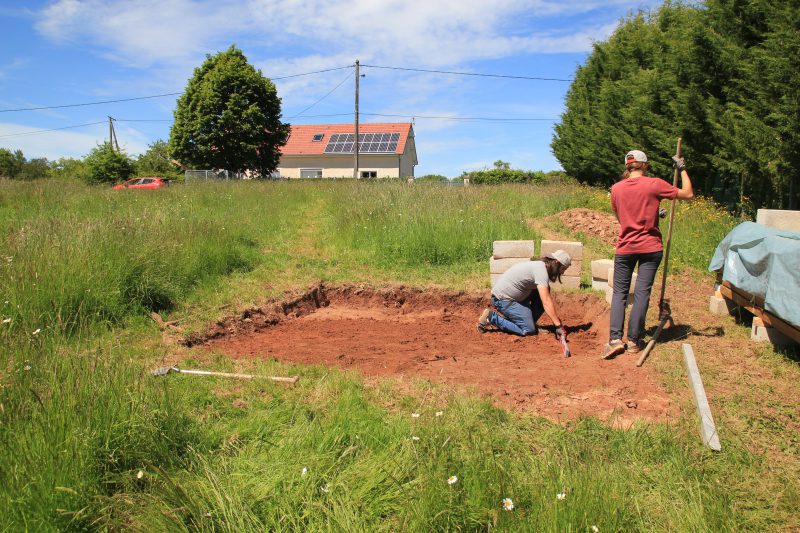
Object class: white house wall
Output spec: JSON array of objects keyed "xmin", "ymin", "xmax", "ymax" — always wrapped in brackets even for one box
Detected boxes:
[{"xmin": 278, "ymin": 155, "xmax": 412, "ymax": 179}]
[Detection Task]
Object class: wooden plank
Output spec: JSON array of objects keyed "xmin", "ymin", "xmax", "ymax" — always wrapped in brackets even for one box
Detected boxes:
[
  {"xmin": 682, "ymin": 344, "xmax": 721, "ymax": 451},
  {"xmin": 719, "ymin": 283, "xmax": 800, "ymax": 344}
]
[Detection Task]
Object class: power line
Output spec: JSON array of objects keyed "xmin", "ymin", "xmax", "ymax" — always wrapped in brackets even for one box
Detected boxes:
[
  {"xmin": 286, "ymin": 70, "xmax": 353, "ymax": 119},
  {"xmin": 361, "ymin": 64, "xmax": 572, "ymax": 82},
  {"xmin": 0, "ymin": 65, "xmax": 355, "ymax": 114},
  {"xmin": 0, "ymin": 121, "xmax": 106, "ymax": 139}
]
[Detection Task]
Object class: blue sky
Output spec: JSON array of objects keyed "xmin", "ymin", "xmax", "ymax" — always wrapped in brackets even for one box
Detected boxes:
[{"xmin": 0, "ymin": 0, "xmax": 661, "ymax": 176}]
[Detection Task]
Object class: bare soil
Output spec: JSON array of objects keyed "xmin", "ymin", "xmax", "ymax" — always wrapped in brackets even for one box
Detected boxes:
[
  {"xmin": 557, "ymin": 208, "xmax": 619, "ymax": 246},
  {"xmin": 187, "ymin": 284, "xmax": 674, "ymax": 426}
]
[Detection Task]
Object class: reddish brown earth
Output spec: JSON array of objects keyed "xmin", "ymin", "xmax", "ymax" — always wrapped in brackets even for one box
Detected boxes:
[
  {"xmin": 188, "ymin": 284, "xmax": 674, "ymax": 426},
  {"xmin": 558, "ymin": 208, "xmax": 619, "ymax": 246}
]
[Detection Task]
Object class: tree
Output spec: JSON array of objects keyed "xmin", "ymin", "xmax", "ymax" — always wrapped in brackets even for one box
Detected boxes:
[
  {"xmin": 20, "ymin": 158, "xmax": 51, "ymax": 180},
  {"xmin": 169, "ymin": 45, "xmax": 289, "ymax": 175},
  {"xmin": 83, "ymin": 143, "xmax": 134, "ymax": 185},
  {"xmin": 551, "ymin": 1, "xmax": 800, "ymax": 212},
  {"xmin": 136, "ymin": 139, "xmax": 180, "ymax": 178},
  {"xmin": 0, "ymin": 148, "xmax": 25, "ymax": 178},
  {"xmin": 493, "ymin": 160, "xmax": 511, "ymax": 170},
  {"xmin": 50, "ymin": 157, "xmax": 88, "ymax": 181}
]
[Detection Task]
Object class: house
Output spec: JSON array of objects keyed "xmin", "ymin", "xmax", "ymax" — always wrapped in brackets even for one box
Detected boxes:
[{"xmin": 277, "ymin": 122, "xmax": 417, "ymax": 179}]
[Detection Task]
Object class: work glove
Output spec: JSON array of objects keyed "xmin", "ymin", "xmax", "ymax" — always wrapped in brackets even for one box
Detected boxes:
[
  {"xmin": 659, "ymin": 207, "xmax": 667, "ymax": 219},
  {"xmin": 672, "ymin": 156, "xmax": 686, "ymax": 172},
  {"xmin": 555, "ymin": 326, "xmax": 567, "ymax": 340}
]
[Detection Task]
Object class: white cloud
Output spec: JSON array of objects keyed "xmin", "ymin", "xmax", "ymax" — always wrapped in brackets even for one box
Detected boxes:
[
  {"xmin": 0, "ymin": 121, "xmax": 106, "ymax": 159},
  {"xmin": 36, "ymin": 0, "xmax": 628, "ymax": 72}
]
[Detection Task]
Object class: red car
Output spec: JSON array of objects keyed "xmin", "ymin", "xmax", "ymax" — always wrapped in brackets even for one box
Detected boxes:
[{"xmin": 112, "ymin": 177, "xmax": 174, "ymax": 189}]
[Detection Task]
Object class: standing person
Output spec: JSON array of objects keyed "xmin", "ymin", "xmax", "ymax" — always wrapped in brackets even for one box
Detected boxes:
[
  {"xmin": 477, "ymin": 250, "xmax": 570, "ymax": 342},
  {"xmin": 601, "ymin": 150, "xmax": 694, "ymax": 359}
]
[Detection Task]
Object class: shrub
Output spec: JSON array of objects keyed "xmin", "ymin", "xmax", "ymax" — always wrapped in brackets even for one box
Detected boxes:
[
  {"xmin": 84, "ymin": 143, "xmax": 134, "ymax": 185},
  {"xmin": 461, "ymin": 168, "xmax": 546, "ymax": 185}
]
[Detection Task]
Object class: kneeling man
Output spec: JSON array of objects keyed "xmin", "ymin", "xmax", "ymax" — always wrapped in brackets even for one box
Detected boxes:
[{"xmin": 477, "ymin": 250, "xmax": 570, "ymax": 339}]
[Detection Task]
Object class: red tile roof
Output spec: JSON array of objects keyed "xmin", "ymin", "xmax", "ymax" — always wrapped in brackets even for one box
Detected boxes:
[{"xmin": 281, "ymin": 122, "xmax": 413, "ymax": 156}]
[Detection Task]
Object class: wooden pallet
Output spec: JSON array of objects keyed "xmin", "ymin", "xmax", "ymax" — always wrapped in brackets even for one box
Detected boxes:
[{"xmin": 719, "ymin": 282, "xmax": 800, "ymax": 344}]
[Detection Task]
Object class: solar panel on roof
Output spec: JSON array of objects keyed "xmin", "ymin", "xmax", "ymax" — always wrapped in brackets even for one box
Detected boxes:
[{"xmin": 323, "ymin": 132, "xmax": 401, "ymax": 154}]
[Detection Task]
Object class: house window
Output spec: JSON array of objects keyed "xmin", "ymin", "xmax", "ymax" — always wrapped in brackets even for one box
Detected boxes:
[
  {"xmin": 312, "ymin": 133, "xmax": 324, "ymax": 142},
  {"xmin": 360, "ymin": 170, "xmax": 377, "ymax": 178},
  {"xmin": 300, "ymin": 169, "xmax": 323, "ymax": 179}
]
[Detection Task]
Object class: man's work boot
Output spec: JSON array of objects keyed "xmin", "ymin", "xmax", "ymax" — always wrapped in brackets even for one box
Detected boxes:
[
  {"xmin": 601, "ymin": 339, "xmax": 626, "ymax": 359},
  {"xmin": 476, "ymin": 308, "xmax": 492, "ymax": 333}
]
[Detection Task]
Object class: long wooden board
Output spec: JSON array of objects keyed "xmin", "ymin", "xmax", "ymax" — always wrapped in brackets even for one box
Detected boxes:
[
  {"xmin": 683, "ymin": 344, "xmax": 721, "ymax": 451},
  {"xmin": 719, "ymin": 282, "xmax": 800, "ymax": 344}
]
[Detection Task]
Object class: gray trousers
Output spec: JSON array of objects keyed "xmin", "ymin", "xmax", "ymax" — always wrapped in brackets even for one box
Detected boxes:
[{"xmin": 610, "ymin": 251, "xmax": 663, "ymax": 343}]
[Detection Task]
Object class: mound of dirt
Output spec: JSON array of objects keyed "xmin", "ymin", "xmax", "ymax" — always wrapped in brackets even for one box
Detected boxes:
[
  {"xmin": 558, "ymin": 208, "xmax": 619, "ymax": 246},
  {"xmin": 187, "ymin": 284, "xmax": 673, "ymax": 426}
]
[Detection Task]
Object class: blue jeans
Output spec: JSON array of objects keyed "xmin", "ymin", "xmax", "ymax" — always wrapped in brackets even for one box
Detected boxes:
[
  {"xmin": 610, "ymin": 251, "xmax": 663, "ymax": 343},
  {"xmin": 489, "ymin": 293, "xmax": 545, "ymax": 336}
]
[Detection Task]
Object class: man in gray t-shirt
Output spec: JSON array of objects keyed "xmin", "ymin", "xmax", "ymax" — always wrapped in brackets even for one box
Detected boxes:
[{"xmin": 477, "ymin": 250, "xmax": 571, "ymax": 338}]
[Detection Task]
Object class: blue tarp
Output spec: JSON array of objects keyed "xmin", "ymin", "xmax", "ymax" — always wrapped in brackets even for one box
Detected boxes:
[{"xmin": 709, "ymin": 221, "xmax": 800, "ymax": 328}]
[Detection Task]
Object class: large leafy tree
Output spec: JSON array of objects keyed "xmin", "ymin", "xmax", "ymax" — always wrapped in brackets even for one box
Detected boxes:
[
  {"xmin": 169, "ymin": 45, "xmax": 288, "ymax": 175},
  {"xmin": 552, "ymin": 1, "xmax": 799, "ymax": 212}
]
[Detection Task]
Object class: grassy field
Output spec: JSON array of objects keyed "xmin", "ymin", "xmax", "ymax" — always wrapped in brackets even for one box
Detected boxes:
[{"xmin": 2, "ymin": 178, "xmax": 797, "ymax": 531}]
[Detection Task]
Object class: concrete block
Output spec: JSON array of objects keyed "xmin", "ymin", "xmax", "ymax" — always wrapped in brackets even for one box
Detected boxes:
[
  {"xmin": 552, "ymin": 275, "xmax": 580, "ymax": 290},
  {"xmin": 540, "ymin": 239, "xmax": 583, "ymax": 260},
  {"xmin": 492, "ymin": 240, "xmax": 535, "ymax": 259},
  {"xmin": 591, "ymin": 278, "xmax": 608, "ymax": 292},
  {"xmin": 563, "ymin": 259, "xmax": 582, "ymax": 277},
  {"xmin": 489, "ymin": 256, "xmax": 530, "ymax": 274},
  {"xmin": 751, "ymin": 323, "xmax": 795, "ymax": 346},
  {"xmin": 490, "ymin": 273, "xmax": 501, "ymax": 288},
  {"xmin": 591, "ymin": 259, "xmax": 614, "ymax": 280},
  {"xmin": 607, "ymin": 267, "xmax": 637, "ymax": 293},
  {"xmin": 756, "ymin": 209, "xmax": 800, "ymax": 232},
  {"xmin": 708, "ymin": 295, "xmax": 730, "ymax": 315}
]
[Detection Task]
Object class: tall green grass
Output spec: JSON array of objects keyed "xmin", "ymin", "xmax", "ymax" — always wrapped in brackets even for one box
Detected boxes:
[
  {"xmin": 117, "ymin": 370, "xmax": 739, "ymax": 531},
  {"xmin": 0, "ymin": 179, "xmax": 779, "ymax": 531}
]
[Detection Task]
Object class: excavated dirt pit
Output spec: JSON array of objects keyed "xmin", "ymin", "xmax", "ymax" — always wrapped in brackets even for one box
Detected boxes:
[{"xmin": 187, "ymin": 284, "xmax": 674, "ymax": 426}]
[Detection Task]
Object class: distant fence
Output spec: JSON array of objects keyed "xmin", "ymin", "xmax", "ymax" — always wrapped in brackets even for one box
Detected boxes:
[{"xmin": 184, "ymin": 170, "xmax": 249, "ymax": 182}]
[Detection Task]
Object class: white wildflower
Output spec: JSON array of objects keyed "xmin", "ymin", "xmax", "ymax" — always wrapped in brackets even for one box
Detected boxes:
[
  {"xmin": 23, "ymin": 365, "xmax": 31, "ymax": 371},
  {"xmin": 591, "ymin": 526, "xmax": 599, "ymax": 532},
  {"xmin": 411, "ymin": 412, "xmax": 420, "ymax": 418},
  {"xmin": 435, "ymin": 411, "xmax": 443, "ymax": 417},
  {"xmin": 2, "ymin": 318, "xmax": 10, "ymax": 324},
  {"xmin": 501, "ymin": 498, "xmax": 514, "ymax": 511},
  {"xmin": 447, "ymin": 475, "xmax": 458, "ymax": 485},
  {"xmin": 136, "ymin": 470, "xmax": 144, "ymax": 479},
  {"xmin": 411, "ymin": 436, "xmax": 420, "ymax": 441},
  {"xmin": 556, "ymin": 492, "xmax": 566, "ymax": 501},
  {"xmin": 301, "ymin": 467, "xmax": 308, "ymax": 476}
]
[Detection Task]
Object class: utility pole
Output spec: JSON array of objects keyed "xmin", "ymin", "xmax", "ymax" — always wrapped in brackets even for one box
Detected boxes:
[
  {"xmin": 354, "ymin": 59, "xmax": 360, "ymax": 179},
  {"xmin": 108, "ymin": 116, "xmax": 120, "ymax": 152}
]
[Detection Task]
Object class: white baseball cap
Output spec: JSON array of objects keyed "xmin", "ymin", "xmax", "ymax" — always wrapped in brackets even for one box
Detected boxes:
[
  {"xmin": 625, "ymin": 150, "xmax": 648, "ymax": 164},
  {"xmin": 546, "ymin": 249, "xmax": 571, "ymax": 268}
]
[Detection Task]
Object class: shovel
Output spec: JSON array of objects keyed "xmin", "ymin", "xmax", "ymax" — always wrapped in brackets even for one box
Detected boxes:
[
  {"xmin": 152, "ymin": 366, "xmax": 299, "ymax": 384},
  {"xmin": 637, "ymin": 137, "xmax": 681, "ymax": 367}
]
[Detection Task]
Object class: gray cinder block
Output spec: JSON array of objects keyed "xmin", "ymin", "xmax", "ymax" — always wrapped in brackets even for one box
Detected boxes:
[
  {"xmin": 492, "ymin": 240, "xmax": 536, "ymax": 259},
  {"xmin": 540, "ymin": 240, "xmax": 583, "ymax": 260}
]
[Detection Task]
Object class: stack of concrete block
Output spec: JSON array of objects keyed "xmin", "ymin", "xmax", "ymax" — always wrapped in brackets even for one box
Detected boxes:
[
  {"xmin": 751, "ymin": 317, "xmax": 794, "ymax": 346},
  {"xmin": 590, "ymin": 259, "xmax": 614, "ymax": 292},
  {"xmin": 605, "ymin": 266, "xmax": 636, "ymax": 304},
  {"xmin": 540, "ymin": 239, "xmax": 582, "ymax": 290},
  {"xmin": 490, "ymin": 240, "xmax": 536, "ymax": 288},
  {"xmin": 756, "ymin": 209, "xmax": 800, "ymax": 231}
]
